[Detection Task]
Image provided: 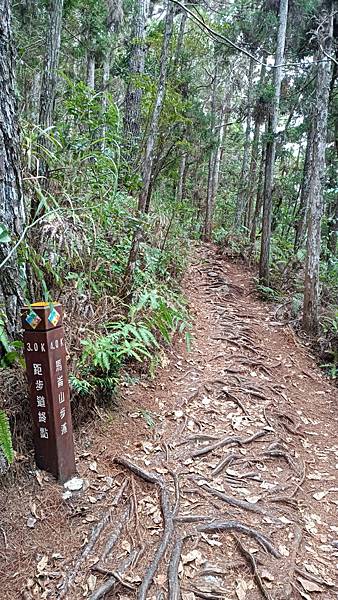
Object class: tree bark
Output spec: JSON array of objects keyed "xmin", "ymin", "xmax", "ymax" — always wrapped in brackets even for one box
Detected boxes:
[
  {"xmin": 302, "ymin": 2, "xmax": 333, "ymax": 334},
  {"xmin": 124, "ymin": 0, "xmax": 174, "ymax": 289},
  {"xmin": 0, "ymin": 0, "xmax": 25, "ymax": 338},
  {"xmin": 259, "ymin": 0, "xmax": 288, "ymax": 285}
]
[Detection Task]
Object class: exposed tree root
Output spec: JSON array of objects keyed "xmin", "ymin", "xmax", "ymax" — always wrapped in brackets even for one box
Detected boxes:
[
  {"xmin": 114, "ymin": 456, "xmax": 180, "ymax": 600},
  {"xmin": 168, "ymin": 535, "xmax": 186, "ymax": 600},
  {"xmin": 138, "ymin": 484, "xmax": 175, "ymax": 600},
  {"xmin": 89, "ymin": 549, "xmax": 138, "ymax": 600},
  {"xmin": 100, "ymin": 504, "xmax": 130, "ymax": 562},
  {"xmin": 197, "ymin": 520, "xmax": 281, "ymax": 558},
  {"xmin": 283, "ymin": 525, "xmax": 302, "ymax": 599},
  {"xmin": 192, "ymin": 479, "xmax": 277, "ymax": 520},
  {"xmin": 233, "ymin": 534, "xmax": 273, "ymax": 600},
  {"xmin": 58, "ymin": 481, "xmax": 128, "ymax": 599},
  {"xmin": 212, "ymin": 452, "xmax": 243, "ymax": 476},
  {"xmin": 192, "ymin": 430, "xmax": 267, "ymax": 459}
]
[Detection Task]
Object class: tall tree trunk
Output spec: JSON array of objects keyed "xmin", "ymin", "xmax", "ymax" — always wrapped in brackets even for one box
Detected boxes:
[
  {"xmin": 38, "ymin": 0, "xmax": 64, "ymax": 194},
  {"xmin": 124, "ymin": 1, "xmax": 174, "ymax": 289},
  {"xmin": 0, "ymin": 0, "xmax": 25, "ymax": 338},
  {"xmin": 86, "ymin": 52, "xmax": 95, "ymax": 89},
  {"xmin": 245, "ymin": 61, "xmax": 266, "ymax": 230},
  {"xmin": 203, "ymin": 51, "xmax": 219, "ymax": 241},
  {"xmin": 294, "ymin": 123, "xmax": 314, "ymax": 252},
  {"xmin": 176, "ymin": 153, "xmax": 187, "ymax": 202},
  {"xmin": 250, "ymin": 125, "xmax": 267, "ymax": 246},
  {"xmin": 173, "ymin": 9, "xmax": 187, "ymax": 69},
  {"xmin": 39, "ymin": 0, "xmax": 64, "ymax": 131},
  {"xmin": 302, "ymin": 2, "xmax": 333, "ymax": 334},
  {"xmin": 259, "ymin": 0, "xmax": 288, "ymax": 285},
  {"xmin": 204, "ymin": 97, "xmax": 228, "ymax": 241},
  {"xmin": 234, "ymin": 58, "xmax": 254, "ymax": 229},
  {"xmin": 123, "ymin": 0, "xmax": 148, "ymax": 157}
]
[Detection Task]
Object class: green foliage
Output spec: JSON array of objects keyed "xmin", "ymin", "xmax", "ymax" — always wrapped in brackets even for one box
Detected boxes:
[
  {"xmin": 0, "ymin": 410, "xmax": 14, "ymax": 465},
  {"xmin": 255, "ymin": 280, "xmax": 284, "ymax": 302},
  {"xmin": 0, "ymin": 316, "xmax": 24, "ymax": 368},
  {"xmin": 73, "ymin": 286, "xmax": 191, "ymax": 399}
]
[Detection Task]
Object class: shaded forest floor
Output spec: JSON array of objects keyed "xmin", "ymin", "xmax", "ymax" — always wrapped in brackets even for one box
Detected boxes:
[{"xmin": 1, "ymin": 244, "xmax": 338, "ymax": 600}]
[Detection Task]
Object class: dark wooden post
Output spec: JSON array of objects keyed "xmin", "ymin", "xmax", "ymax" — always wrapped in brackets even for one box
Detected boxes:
[{"xmin": 21, "ymin": 302, "xmax": 76, "ymax": 482}]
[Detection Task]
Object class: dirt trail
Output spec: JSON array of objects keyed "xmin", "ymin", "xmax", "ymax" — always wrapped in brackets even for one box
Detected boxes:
[{"xmin": 1, "ymin": 244, "xmax": 338, "ymax": 600}]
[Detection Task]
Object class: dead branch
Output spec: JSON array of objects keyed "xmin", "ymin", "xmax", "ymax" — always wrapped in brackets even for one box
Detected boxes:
[
  {"xmin": 197, "ymin": 520, "xmax": 281, "ymax": 558},
  {"xmin": 58, "ymin": 481, "xmax": 128, "ymax": 598}
]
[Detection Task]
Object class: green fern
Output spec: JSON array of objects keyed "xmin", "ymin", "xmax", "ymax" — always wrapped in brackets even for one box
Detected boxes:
[{"xmin": 0, "ymin": 410, "xmax": 14, "ymax": 464}]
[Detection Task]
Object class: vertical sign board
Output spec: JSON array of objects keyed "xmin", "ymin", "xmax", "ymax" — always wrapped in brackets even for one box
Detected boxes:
[{"xmin": 21, "ymin": 303, "xmax": 76, "ymax": 482}]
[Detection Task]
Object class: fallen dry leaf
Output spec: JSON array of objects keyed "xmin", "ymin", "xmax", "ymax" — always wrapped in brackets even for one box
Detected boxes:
[
  {"xmin": 87, "ymin": 574, "xmax": 97, "ymax": 592},
  {"xmin": 236, "ymin": 578, "xmax": 247, "ymax": 600},
  {"xmin": 312, "ymin": 491, "xmax": 328, "ymax": 501},
  {"xmin": 297, "ymin": 577, "xmax": 324, "ymax": 593}
]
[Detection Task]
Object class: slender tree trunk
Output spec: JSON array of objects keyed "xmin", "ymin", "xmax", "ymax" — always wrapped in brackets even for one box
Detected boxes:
[
  {"xmin": 250, "ymin": 125, "xmax": 267, "ymax": 246},
  {"xmin": 101, "ymin": 54, "xmax": 110, "ymax": 148},
  {"xmin": 86, "ymin": 51, "xmax": 95, "ymax": 89},
  {"xmin": 259, "ymin": 0, "xmax": 288, "ymax": 285},
  {"xmin": 245, "ymin": 61, "xmax": 266, "ymax": 230},
  {"xmin": 176, "ymin": 154, "xmax": 187, "ymax": 202},
  {"xmin": 203, "ymin": 52, "xmax": 219, "ymax": 241},
  {"xmin": 173, "ymin": 10, "xmax": 187, "ymax": 68},
  {"xmin": 37, "ymin": 0, "xmax": 64, "ymax": 195},
  {"xmin": 245, "ymin": 119, "xmax": 261, "ymax": 229},
  {"xmin": 204, "ymin": 102, "xmax": 227, "ymax": 241},
  {"xmin": 123, "ymin": 0, "xmax": 148, "ymax": 157},
  {"xmin": 294, "ymin": 123, "xmax": 314, "ymax": 252},
  {"xmin": 0, "ymin": 0, "xmax": 25, "ymax": 338},
  {"xmin": 302, "ymin": 2, "xmax": 333, "ymax": 334},
  {"xmin": 124, "ymin": 1, "xmax": 174, "ymax": 289},
  {"xmin": 234, "ymin": 58, "xmax": 254, "ymax": 229},
  {"xmin": 39, "ymin": 0, "xmax": 64, "ymax": 131}
]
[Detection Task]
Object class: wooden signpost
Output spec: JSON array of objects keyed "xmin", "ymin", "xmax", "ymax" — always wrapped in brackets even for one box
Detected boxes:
[{"xmin": 21, "ymin": 302, "xmax": 76, "ymax": 482}]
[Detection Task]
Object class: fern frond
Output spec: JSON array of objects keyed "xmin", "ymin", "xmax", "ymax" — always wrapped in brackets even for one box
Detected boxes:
[{"xmin": 0, "ymin": 410, "xmax": 14, "ymax": 464}]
